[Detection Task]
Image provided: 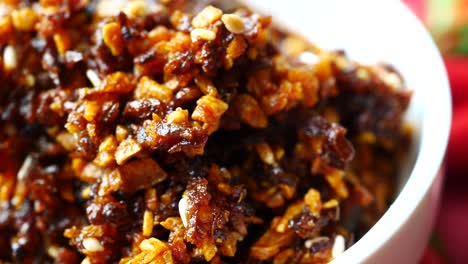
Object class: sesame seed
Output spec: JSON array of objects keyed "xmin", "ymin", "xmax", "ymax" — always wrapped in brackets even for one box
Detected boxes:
[
  {"xmin": 304, "ymin": 236, "xmax": 329, "ymax": 249},
  {"xmin": 332, "ymin": 235, "xmax": 345, "ymax": 258},
  {"xmin": 298, "ymin": 52, "xmax": 319, "ymax": 65},
  {"xmin": 178, "ymin": 195, "xmax": 189, "ymax": 227},
  {"xmin": 82, "ymin": 237, "xmax": 104, "ymax": 252},
  {"xmin": 86, "ymin": 70, "xmax": 101, "ymax": 87},
  {"xmin": 3, "ymin": 45, "xmax": 17, "ymax": 71},
  {"xmin": 221, "ymin": 14, "xmax": 246, "ymax": 34},
  {"xmin": 47, "ymin": 245, "xmax": 60, "ymax": 259},
  {"xmin": 142, "ymin": 210, "xmax": 154, "ymax": 237},
  {"xmin": 17, "ymin": 155, "xmax": 34, "ymax": 180}
]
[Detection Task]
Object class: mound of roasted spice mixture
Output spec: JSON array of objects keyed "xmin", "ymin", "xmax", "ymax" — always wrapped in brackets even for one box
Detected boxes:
[{"xmin": 0, "ymin": 1, "xmax": 412, "ymax": 263}]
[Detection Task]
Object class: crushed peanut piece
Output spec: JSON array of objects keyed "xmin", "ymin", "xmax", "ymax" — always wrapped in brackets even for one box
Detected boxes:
[
  {"xmin": 192, "ymin": 6, "xmax": 223, "ymax": 28},
  {"xmin": 191, "ymin": 28, "xmax": 217, "ymax": 41},
  {"xmin": 192, "ymin": 94, "xmax": 228, "ymax": 133}
]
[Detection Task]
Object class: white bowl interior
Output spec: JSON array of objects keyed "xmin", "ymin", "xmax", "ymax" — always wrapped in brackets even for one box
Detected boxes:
[{"xmin": 246, "ymin": 0, "xmax": 451, "ymax": 262}]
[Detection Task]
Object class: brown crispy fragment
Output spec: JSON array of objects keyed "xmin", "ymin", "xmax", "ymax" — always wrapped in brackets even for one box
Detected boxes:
[
  {"xmin": 234, "ymin": 94, "xmax": 268, "ymax": 128},
  {"xmin": 250, "ymin": 230, "xmax": 295, "ymax": 260},
  {"xmin": 116, "ymin": 158, "xmax": 168, "ymax": 194},
  {"xmin": 135, "ymin": 76, "xmax": 173, "ymax": 103},
  {"xmin": 115, "ymin": 138, "xmax": 142, "ymax": 165},
  {"xmin": 192, "ymin": 94, "xmax": 228, "ymax": 133},
  {"xmin": 102, "ymin": 22, "xmax": 125, "ymax": 56}
]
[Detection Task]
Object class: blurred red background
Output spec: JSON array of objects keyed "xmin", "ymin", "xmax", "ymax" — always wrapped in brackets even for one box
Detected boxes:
[{"xmin": 403, "ymin": 1, "xmax": 468, "ymax": 263}]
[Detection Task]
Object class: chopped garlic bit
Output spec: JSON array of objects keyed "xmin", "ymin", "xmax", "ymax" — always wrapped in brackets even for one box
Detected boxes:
[
  {"xmin": 191, "ymin": 28, "xmax": 216, "ymax": 41},
  {"xmin": 86, "ymin": 69, "xmax": 101, "ymax": 87},
  {"xmin": 178, "ymin": 195, "xmax": 189, "ymax": 227},
  {"xmin": 17, "ymin": 155, "xmax": 34, "ymax": 180}
]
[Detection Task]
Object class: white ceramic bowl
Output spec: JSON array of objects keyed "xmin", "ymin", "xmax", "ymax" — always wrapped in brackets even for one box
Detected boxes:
[{"xmin": 246, "ymin": 0, "xmax": 452, "ymax": 263}]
